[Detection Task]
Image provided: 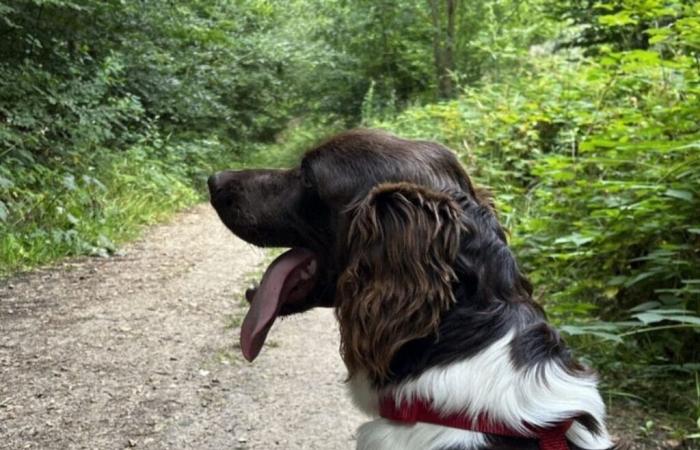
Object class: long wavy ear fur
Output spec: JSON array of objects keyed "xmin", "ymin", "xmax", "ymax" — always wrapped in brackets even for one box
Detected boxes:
[{"xmin": 336, "ymin": 182, "xmax": 462, "ymax": 383}]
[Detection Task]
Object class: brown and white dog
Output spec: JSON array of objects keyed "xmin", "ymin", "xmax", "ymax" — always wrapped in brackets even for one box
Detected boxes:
[{"xmin": 208, "ymin": 129, "xmax": 613, "ymax": 450}]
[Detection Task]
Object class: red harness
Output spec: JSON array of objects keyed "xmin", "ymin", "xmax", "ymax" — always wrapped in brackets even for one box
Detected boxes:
[{"xmin": 379, "ymin": 397, "xmax": 573, "ymax": 450}]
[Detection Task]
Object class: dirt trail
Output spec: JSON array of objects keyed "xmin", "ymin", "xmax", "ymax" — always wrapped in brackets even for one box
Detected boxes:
[{"xmin": 0, "ymin": 204, "xmax": 366, "ymax": 450}]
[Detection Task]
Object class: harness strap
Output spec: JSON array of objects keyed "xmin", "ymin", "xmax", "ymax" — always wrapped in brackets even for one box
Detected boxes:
[{"xmin": 379, "ymin": 397, "xmax": 572, "ymax": 450}]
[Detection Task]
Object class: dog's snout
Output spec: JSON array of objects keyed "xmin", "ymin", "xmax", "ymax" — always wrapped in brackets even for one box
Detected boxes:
[
  {"xmin": 208, "ymin": 171, "xmax": 242, "ymax": 210},
  {"xmin": 208, "ymin": 171, "xmax": 237, "ymax": 198},
  {"xmin": 208, "ymin": 172, "xmax": 235, "ymax": 209},
  {"xmin": 207, "ymin": 172, "xmax": 222, "ymax": 195}
]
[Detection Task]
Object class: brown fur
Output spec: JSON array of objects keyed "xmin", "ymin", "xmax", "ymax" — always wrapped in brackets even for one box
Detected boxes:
[
  {"xmin": 336, "ymin": 182, "xmax": 463, "ymax": 382},
  {"xmin": 208, "ymin": 129, "xmax": 612, "ymax": 447}
]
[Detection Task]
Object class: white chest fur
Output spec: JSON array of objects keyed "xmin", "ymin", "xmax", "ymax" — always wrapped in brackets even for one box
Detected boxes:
[{"xmin": 348, "ymin": 333, "xmax": 612, "ymax": 450}]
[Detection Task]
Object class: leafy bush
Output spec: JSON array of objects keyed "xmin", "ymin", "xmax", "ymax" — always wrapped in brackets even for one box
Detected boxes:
[
  {"xmin": 0, "ymin": 135, "xmax": 233, "ymax": 274},
  {"xmin": 372, "ymin": 3, "xmax": 700, "ymax": 424},
  {"xmin": 0, "ymin": 0, "xmax": 312, "ymax": 273}
]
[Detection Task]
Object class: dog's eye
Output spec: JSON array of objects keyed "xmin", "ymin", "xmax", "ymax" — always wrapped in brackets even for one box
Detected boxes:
[
  {"xmin": 300, "ymin": 162, "xmax": 316, "ymax": 189},
  {"xmin": 301, "ymin": 172, "xmax": 312, "ymax": 189}
]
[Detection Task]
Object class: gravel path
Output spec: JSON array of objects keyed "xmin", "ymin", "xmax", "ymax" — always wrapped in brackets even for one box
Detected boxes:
[{"xmin": 0, "ymin": 204, "xmax": 366, "ymax": 450}]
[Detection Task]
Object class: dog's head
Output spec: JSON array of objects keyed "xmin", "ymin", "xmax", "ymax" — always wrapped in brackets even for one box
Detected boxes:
[{"xmin": 209, "ymin": 129, "xmax": 519, "ymax": 379}]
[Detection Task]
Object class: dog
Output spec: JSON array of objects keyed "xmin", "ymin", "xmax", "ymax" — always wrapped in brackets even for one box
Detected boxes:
[{"xmin": 208, "ymin": 129, "xmax": 613, "ymax": 450}]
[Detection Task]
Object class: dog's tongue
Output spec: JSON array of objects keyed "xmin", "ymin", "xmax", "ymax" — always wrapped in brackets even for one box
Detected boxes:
[{"xmin": 240, "ymin": 248, "xmax": 316, "ymax": 362}]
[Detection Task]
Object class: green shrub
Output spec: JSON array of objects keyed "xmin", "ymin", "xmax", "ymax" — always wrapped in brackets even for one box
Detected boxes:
[
  {"xmin": 241, "ymin": 121, "xmax": 345, "ymax": 169},
  {"xmin": 0, "ymin": 136, "xmax": 234, "ymax": 274},
  {"xmin": 372, "ymin": 13, "xmax": 700, "ymax": 423},
  {"xmin": 0, "ymin": 0, "xmax": 306, "ymax": 274}
]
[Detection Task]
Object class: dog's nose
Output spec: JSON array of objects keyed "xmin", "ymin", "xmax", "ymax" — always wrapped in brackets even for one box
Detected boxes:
[
  {"xmin": 208, "ymin": 171, "xmax": 238, "ymax": 207},
  {"xmin": 207, "ymin": 173, "xmax": 221, "ymax": 195}
]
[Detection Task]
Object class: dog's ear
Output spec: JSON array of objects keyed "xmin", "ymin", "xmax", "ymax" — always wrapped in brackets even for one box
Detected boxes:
[{"xmin": 336, "ymin": 182, "xmax": 462, "ymax": 382}]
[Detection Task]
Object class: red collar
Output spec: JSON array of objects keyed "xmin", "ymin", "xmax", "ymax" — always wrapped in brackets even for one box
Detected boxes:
[{"xmin": 379, "ymin": 397, "xmax": 573, "ymax": 450}]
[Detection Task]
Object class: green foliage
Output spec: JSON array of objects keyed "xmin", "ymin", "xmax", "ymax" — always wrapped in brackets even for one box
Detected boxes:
[
  {"xmin": 0, "ymin": 135, "xmax": 232, "ymax": 274},
  {"xmin": 295, "ymin": 0, "xmax": 556, "ymax": 121},
  {"xmin": 373, "ymin": 0, "xmax": 700, "ymax": 424},
  {"xmin": 547, "ymin": 0, "xmax": 679, "ymax": 52},
  {"xmin": 0, "ymin": 0, "xmax": 303, "ymax": 273},
  {"xmin": 242, "ymin": 121, "xmax": 344, "ymax": 169}
]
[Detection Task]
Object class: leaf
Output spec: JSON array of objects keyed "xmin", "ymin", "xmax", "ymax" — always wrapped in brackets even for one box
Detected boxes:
[
  {"xmin": 632, "ymin": 309, "xmax": 700, "ymax": 326},
  {"xmin": 0, "ymin": 200, "xmax": 8, "ymax": 222},
  {"xmin": 560, "ymin": 325, "xmax": 623, "ymax": 343},
  {"xmin": 624, "ymin": 271, "xmax": 656, "ymax": 288},
  {"xmin": 664, "ymin": 189, "xmax": 694, "ymax": 202},
  {"xmin": 96, "ymin": 234, "xmax": 116, "ymax": 252},
  {"xmin": 579, "ymin": 138, "xmax": 619, "ymax": 151},
  {"xmin": 639, "ymin": 309, "xmax": 692, "ymax": 314},
  {"xmin": 648, "ymin": 28, "xmax": 672, "ymax": 45},
  {"xmin": 608, "ymin": 276, "xmax": 627, "ymax": 286},
  {"xmin": 598, "ymin": 11, "xmax": 637, "ymax": 27},
  {"xmin": 0, "ymin": 175, "xmax": 13, "ymax": 189},
  {"xmin": 665, "ymin": 315, "xmax": 700, "ymax": 326},
  {"xmin": 632, "ymin": 312, "xmax": 666, "ymax": 325},
  {"xmin": 554, "ymin": 233, "xmax": 594, "ymax": 247},
  {"xmin": 62, "ymin": 174, "xmax": 77, "ymax": 191},
  {"xmin": 603, "ymin": 287, "xmax": 618, "ymax": 299},
  {"xmin": 629, "ymin": 301, "xmax": 660, "ymax": 312}
]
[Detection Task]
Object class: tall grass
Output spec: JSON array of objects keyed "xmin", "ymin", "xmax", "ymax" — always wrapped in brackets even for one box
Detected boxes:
[{"xmin": 0, "ymin": 138, "xmax": 235, "ymax": 276}]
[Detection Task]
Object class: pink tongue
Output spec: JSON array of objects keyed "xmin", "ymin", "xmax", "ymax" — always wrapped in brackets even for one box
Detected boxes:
[{"xmin": 240, "ymin": 248, "xmax": 316, "ymax": 362}]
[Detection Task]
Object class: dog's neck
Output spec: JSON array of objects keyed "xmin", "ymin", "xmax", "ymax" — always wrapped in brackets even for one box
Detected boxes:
[
  {"xmin": 348, "ymin": 331, "xmax": 612, "ymax": 450},
  {"xmin": 385, "ymin": 296, "xmax": 543, "ymax": 384}
]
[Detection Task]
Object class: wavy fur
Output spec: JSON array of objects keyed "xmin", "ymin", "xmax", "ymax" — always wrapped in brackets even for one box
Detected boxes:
[{"xmin": 336, "ymin": 182, "xmax": 463, "ymax": 382}]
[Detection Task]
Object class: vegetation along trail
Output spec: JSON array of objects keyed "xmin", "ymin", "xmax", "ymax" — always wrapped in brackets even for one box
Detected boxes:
[{"xmin": 0, "ymin": 204, "xmax": 365, "ymax": 449}]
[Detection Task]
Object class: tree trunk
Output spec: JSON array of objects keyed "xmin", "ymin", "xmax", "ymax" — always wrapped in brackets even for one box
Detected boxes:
[
  {"xmin": 444, "ymin": 0, "xmax": 455, "ymax": 95},
  {"xmin": 428, "ymin": 0, "xmax": 456, "ymax": 99}
]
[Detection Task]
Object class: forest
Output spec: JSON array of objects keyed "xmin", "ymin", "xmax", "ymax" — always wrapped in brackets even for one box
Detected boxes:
[{"xmin": 1, "ymin": 0, "xmax": 699, "ymax": 442}]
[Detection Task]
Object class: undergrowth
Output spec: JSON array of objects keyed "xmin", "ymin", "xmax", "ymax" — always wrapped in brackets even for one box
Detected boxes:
[
  {"xmin": 0, "ymin": 137, "xmax": 235, "ymax": 276},
  {"xmin": 370, "ymin": 51, "xmax": 700, "ymax": 437}
]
